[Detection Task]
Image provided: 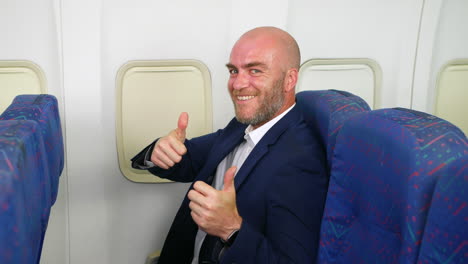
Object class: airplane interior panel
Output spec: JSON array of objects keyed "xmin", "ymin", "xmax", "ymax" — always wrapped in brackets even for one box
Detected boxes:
[
  {"xmin": 297, "ymin": 59, "xmax": 381, "ymax": 109},
  {"xmin": 116, "ymin": 60, "xmax": 213, "ymax": 183},
  {"xmin": 415, "ymin": 0, "xmax": 468, "ymax": 113},
  {"xmin": 288, "ymin": 0, "xmax": 424, "ymax": 109},
  {"xmin": 0, "ymin": 61, "xmax": 47, "ymax": 113},
  {"xmin": 0, "ymin": 1, "xmax": 466, "ymax": 264},
  {"xmin": 435, "ymin": 60, "xmax": 468, "ymax": 133}
]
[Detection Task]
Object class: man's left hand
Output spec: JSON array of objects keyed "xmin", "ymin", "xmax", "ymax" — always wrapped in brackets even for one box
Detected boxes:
[{"xmin": 188, "ymin": 166, "xmax": 242, "ymax": 241}]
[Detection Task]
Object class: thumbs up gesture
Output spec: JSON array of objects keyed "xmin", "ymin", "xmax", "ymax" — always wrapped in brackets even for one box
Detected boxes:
[
  {"xmin": 188, "ymin": 167, "xmax": 243, "ymax": 241},
  {"xmin": 151, "ymin": 112, "xmax": 189, "ymax": 169}
]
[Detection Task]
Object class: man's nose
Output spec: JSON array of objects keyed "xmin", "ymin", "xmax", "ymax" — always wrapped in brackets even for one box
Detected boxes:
[{"xmin": 232, "ymin": 72, "xmax": 249, "ymax": 90}]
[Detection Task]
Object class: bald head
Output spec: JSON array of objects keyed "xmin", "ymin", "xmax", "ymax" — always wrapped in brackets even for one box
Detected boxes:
[
  {"xmin": 235, "ymin": 27, "xmax": 301, "ymax": 70},
  {"xmin": 227, "ymin": 27, "xmax": 300, "ymax": 128}
]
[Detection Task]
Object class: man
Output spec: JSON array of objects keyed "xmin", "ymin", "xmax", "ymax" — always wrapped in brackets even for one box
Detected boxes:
[{"xmin": 132, "ymin": 26, "xmax": 328, "ymax": 263}]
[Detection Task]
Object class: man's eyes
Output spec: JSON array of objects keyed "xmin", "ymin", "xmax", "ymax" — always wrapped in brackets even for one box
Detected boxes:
[{"xmin": 228, "ymin": 68, "xmax": 262, "ymax": 75}]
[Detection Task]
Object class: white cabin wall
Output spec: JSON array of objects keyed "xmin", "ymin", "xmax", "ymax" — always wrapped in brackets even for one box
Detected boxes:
[
  {"xmin": 0, "ymin": 1, "xmax": 457, "ymax": 264},
  {"xmin": 0, "ymin": 1, "xmax": 68, "ymax": 263},
  {"xmin": 226, "ymin": 0, "xmax": 289, "ymax": 54},
  {"xmin": 425, "ymin": 0, "xmax": 468, "ymax": 113},
  {"xmin": 60, "ymin": 1, "xmax": 110, "ymax": 263},
  {"xmin": 411, "ymin": 0, "xmax": 444, "ymax": 112},
  {"xmin": 288, "ymin": 0, "xmax": 424, "ymax": 108},
  {"xmin": 60, "ymin": 0, "xmax": 298, "ymax": 263},
  {"xmin": 101, "ymin": 1, "xmax": 231, "ymax": 263}
]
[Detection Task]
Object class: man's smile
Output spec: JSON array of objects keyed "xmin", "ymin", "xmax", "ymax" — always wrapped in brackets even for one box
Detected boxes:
[{"xmin": 237, "ymin": 95, "xmax": 256, "ymax": 101}]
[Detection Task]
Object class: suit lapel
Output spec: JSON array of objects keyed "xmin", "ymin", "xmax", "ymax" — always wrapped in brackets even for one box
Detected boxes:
[
  {"xmin": 198, "ymin": 120, "xmax": 246, "ymax": 184},
  {"xmin": 234, "ymin": 105, "xmax": 302, "ymax": 190},
  {"xmin": 234, "ymin": 143, "xmax": 268, "ymax": 190}
]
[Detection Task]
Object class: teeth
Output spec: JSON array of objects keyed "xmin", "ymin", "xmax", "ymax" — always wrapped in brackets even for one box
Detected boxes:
[{"xmin": 237, "ymin": 96, "xmax": 255, "ymax": 101}]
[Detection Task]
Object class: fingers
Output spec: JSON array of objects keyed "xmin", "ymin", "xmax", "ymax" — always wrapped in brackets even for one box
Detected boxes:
[
  {"xmin": 188, "ymin": 178, "xmax": 241, "ymax": 238},
  {"xmin": 188, "ymin": 183, "xmax": 216, "ymax": 228},
  {"xmin": 151, "ymin": 136, "xmax": 187, "ymax": 169},
  {"xmin": 167, "ymin": 133, "xmax": 187, "ymax": 155},
  {"xmin": 189, "ymin": 202, "xmax": 211, "ymax": 232},
  {"xmin": 151, "ymin": 153, "xmax": 171, "ymax": 169},
  {"xmin": 187, "ymin": 188, "xmax": 204, "ymax": 204},
  {"xmin": 192, "ymin": 181, "xmax": 215, "ymax": 197},
  {"xmin": 150, "ymin": 112, "xmax": 189, "ymax": 169},
  {"xmin": 190, "ymin": 210, "xmax": 205, "ymax": 231},
  {"xmin": 188, "ymin": 191, "xmax": 205, "ymax": 216},
  {"xmin": 175, "ymin": 112, "xmax": 189, "ymax": 141}
]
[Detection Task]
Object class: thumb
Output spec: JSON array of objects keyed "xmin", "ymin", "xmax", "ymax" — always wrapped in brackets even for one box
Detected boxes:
[
  {"xmin": 175, "ymin": 112, "xmax": 189, "ymax": 141},
  {"xmin": 223, "ymin": 166, "xmax": 237, "ymax": 193}
]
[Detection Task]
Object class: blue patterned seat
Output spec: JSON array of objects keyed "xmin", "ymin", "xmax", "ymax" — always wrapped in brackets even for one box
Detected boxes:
[
  {"xmin": 417, "ymin": 156, "xmax": 468, "ymax": 264},
  {"xmin": 0, "ymin": 94, "xmax": 64, "ymax": 205},
  {"xmin": 0, "ymin": 94, "xmax": 64, "ymax": 264},
  {"xmin": 0, "ymin": 120, "xmax": 51, "ymax": 264},
  {"xmin": 318, "ymin": 108, "xmax": 468, "ymax": 263},
  {"xmin": 296, "ymin": 90, "xmax": 371, "ymax": 170}
]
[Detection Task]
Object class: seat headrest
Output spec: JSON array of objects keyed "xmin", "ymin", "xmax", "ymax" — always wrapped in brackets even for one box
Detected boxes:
[{"xmin": 296, "ymin": 89, "xmax": 370, "ymax": 169}]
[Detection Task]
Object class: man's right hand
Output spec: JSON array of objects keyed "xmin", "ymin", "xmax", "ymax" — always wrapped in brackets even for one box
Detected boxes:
[{"xmin": 151, "ymin": 112, "xmax": 188, "ymax": 169}]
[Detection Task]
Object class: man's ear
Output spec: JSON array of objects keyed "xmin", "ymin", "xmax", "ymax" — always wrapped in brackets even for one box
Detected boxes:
[{"xmin": 284, "ymin": 68, "xmax": 298, "ymax": 93}]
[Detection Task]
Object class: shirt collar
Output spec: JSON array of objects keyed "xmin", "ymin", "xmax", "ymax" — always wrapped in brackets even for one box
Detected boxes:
[{"xmin": 244, "ymin": 103, "xmax": 296, "ymax": 146}]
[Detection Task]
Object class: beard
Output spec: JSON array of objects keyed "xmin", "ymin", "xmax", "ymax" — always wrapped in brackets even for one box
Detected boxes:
[{"xmin": 233, "ymin": 75, "xmax": 285, "ymax": 127}]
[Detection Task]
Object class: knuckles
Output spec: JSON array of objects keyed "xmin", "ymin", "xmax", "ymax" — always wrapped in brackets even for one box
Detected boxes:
[
  {"xmin": 152, "ymin": 135, "xmax": 186, "ymax": 166},
  {"xmin": 179, "ymin": 147, "xmax": 187, "ymax": 156},
  {"xmin": 193, "ymin": 181, "xmax": 203, "ymax": 190},
  {"xmin": 187, "ymin": 190, "xmax": 196, "ymax": 200},
  {"xmin": 156, "ymin": 138, "xmax": 170, "ymax": 149}
]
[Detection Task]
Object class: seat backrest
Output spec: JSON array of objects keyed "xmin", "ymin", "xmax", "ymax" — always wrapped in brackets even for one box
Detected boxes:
[
  {"xmin": 417, "ymin": 156, "xmax": 468, "ymax": 264},
  {"xmin": 317, "ymin": 108, "xmax": 467, "ymax": 263},
  {"xmin": 0, "ymin": 120, "xmax": 51, "ymax": 264},
  {"xmin": 0, "ymin": 94, "xmax": 64, "ymax": 205},
  {"xmin": 296, "ymin": 90, "xmax": 371, "ymax": 170}
]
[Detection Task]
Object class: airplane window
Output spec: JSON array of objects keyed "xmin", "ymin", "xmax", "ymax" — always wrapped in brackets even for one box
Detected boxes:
[
  {"xmin": 116, "ymin": 60, "xmax": 213, "ymax": 183},
  {"xmin": 435, "ymin": 59, "xmax": 468, "ymax": 134},
  {"xmin": 297, "ymin": 59, "xmax": 382, "ymax": 109},
  {"xmin": 0, "ymin": 61, "xmax": 47, "ymax": 113}
]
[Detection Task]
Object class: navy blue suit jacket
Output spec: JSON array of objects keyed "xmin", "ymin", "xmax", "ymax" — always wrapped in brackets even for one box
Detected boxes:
[{"xmin": 132, "ymin": 105, "xmax": 328, "ymax": 263}]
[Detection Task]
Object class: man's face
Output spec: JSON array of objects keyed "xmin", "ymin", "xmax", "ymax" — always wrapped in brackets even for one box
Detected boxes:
[{"xmin": 227, "ymin": 37, "xmax": 286, "ymax": 128}]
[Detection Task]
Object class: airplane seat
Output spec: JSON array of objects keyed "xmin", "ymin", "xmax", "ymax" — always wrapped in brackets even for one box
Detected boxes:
[
  {"xmin": 296, "ymin": 89, "xmax": 371, "ymax": 170},
  {"xmin": 0, "ymin": 94, "xmax": 64, "ymax": 264},
  {"xmin": 417, "ymin": 156, "xmax": 468, "ymax": 264},
  {"xmin": 317, "ymin": 108, "xmax": 467, "ymax": 263},
  {"xmin": 0, "ymin": 94, "xmax": 64, "ymax": 205},
  {"xmin": 0, "ymin": 120, "xmax": 51, "ymax": 264}
]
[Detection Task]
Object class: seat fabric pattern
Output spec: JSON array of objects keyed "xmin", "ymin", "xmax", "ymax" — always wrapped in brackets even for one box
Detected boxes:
[
  {"xmin": 417, "ymin": 157, "xmax": 468, "ymax": 264},
  {"xmin": 318, "ymin": 108, "xmax": 468, "ymax": 264},
  {"xmin": 296, "ymin": 90, "xmax": 371, "ymax": 170},
  {"xmin": 0, "ymin": 120, "xmax": 51, "ymax": 264},
  {"xmin": 0, "ymin": 94, "xmax": 64, "ymax": 204}
]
